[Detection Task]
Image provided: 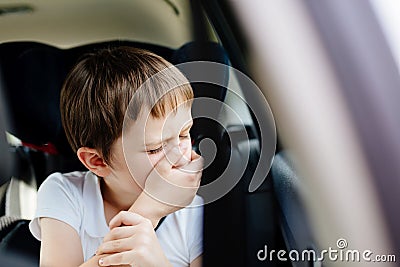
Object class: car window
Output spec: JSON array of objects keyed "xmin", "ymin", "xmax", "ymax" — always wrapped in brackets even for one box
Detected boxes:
[{"xmin": 370, "ymin": 0, "xmax": 400, "ymax": 72}]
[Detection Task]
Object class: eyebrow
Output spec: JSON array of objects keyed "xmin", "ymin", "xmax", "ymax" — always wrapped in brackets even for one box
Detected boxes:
[{"xmin": 144, "ymin": 122, "xmax": 193, "ymax": 148}]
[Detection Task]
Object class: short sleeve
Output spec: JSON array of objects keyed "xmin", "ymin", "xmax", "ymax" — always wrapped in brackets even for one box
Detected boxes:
[
  {"xmin": 29, "ymin": 173, "xmax": 82, "ymax": 241},
  {"xmin": 187, "ymin": 195, "xmax": 204, "ymax": 263}
]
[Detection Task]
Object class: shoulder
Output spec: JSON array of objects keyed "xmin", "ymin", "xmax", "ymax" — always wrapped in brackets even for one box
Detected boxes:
[
  {"xmin": 39, "ymin": 172, "xmax": 86, "ymax": 192},
  {"xmin": 30, "ymin": 171, "xmax": 90, "ymax": 241},
  {"xmin": 35, "ymin": 171, "xmax": 91, "ymax": 215},
  {"xmin": 40, "ymin": 171, "xmax": 87, "ymax": 188}
]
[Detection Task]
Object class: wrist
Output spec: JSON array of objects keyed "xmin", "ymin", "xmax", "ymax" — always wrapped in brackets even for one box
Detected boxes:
[{"xmin": 128, "ymin": 192, "xmax": 163, "ymax": 228}]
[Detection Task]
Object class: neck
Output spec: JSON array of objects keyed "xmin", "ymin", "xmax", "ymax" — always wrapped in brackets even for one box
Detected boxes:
[{"xmin": 99, "ymin": 177, "xmax": 140, "ymax": 212}]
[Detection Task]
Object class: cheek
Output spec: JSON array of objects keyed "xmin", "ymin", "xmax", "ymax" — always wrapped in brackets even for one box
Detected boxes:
[
  {"xmin": 126, "ymin": 154, "xmax": 155, "ymax": 188},
  {"xmin": 148, "ymin": 152, "xmax": 165, "ymax": 168},
  {"xmin": 137, "ymin": 153, "xmax": 165, "ymax": 182}
]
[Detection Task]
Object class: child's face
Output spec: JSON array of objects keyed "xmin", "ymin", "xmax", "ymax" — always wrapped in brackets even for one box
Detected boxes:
[{"xmin": 109, "ymin": 104, "xmax": 193, "ymax": 193}]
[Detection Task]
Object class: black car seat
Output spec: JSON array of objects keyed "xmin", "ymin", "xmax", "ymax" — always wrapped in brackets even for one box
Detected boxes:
[
  {"xmin": 0, "ymin": 66, "xmax": 39, "ymax": 265},
  {"xmin": 271, "ymin": 152, "xmax": 318, "ymax": 267}
]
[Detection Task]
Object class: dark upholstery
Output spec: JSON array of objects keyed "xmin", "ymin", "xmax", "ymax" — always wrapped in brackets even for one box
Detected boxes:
[
  {"xmin": 271, "ymin": 152, "xmax": 317, "ymax": 260},
  {"xmin": 172, "ymin": 41, "xmax": 229, "ymax": 104},
  {"xmin": 0, "ymin": 43, "xmax": 66, "ymax": 145},
  {"xmin": 172, "ymin": 41, "xmax": 229, "ymax": 131},
  {"xmin": 0, "ymin": 216, "xmax": 40, "ymax": 266}
]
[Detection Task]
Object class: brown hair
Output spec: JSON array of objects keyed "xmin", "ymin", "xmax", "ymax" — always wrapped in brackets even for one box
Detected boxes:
[{"xmin": 60, "ymin": 46, "xmax": 193, "ymax": 165}]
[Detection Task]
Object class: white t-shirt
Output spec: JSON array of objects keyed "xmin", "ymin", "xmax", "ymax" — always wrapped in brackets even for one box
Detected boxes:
[{"xmin": 29, "ymin": 171, "xmax": 203, "ymax": 266}]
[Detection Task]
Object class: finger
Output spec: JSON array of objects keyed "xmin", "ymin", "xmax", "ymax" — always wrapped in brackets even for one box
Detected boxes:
[
  {"xmin": 152, "ymin": 147, "xmax": 180, "ymax": 176},
  {"xmin": 180, "ymin": 151, "xmax": 204, "ymax": 173},
  {"xmin": 109, "ymin": 211, "xmax": 145, "ymax": 229},
  {"xmin": 97, "ymin": 237, "xmax": 134, "ymax": 255},
  {"xmin": 172, "ymin": 154, "xmax": 190, "ymax": 169},
  {"xmin": 102, "ymin": 225, "xmax": 137, "ymax": 242},
  {"xmin": 99, "ymin": 251, "xmax": 136, "ymax": 266},
  {"xmin": 191, "ymin": 150, "xmax": 201, "ymax": 160},
  {"xmin": 162, "ymin": 146, "xmax": 190, "ymax": 168}
]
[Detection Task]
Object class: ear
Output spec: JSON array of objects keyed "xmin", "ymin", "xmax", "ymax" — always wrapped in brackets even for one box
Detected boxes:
[{"xmin": 77, "ymin": 147, "xmax": 111, "ymax": 177}]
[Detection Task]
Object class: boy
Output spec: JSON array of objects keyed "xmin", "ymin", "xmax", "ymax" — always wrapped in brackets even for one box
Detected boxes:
[{"xmin": 29, "ymin": 47, "xmax": 204, "ymax": 267}]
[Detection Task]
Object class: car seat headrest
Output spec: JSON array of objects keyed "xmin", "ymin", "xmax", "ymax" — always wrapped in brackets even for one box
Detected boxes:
[
  {"xmin": 172, "ymin": 41, "xmax": 230, "ymax": 103},
  {"xmin": 0, "ymin": 43, "xmax": 66, "ymax": 147},
  {"xmin": 172, "ymin": 42, "xmax": 230, "ymax": 144}
]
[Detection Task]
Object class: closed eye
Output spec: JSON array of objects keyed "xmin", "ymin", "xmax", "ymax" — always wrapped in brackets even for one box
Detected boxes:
[
  {"xmin": 179, "ymin": 134, "xmax": 190, "ymax": 139},
  {"xmin": 147, "ymin": 144, "xmax": 165, "ymax": 154}
]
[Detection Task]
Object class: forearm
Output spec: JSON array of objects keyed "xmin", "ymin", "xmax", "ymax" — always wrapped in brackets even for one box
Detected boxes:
[
  {"xmin": 40, "ymin": 254, "xmax": 104, "ymax": 267},
  {"xmin": 128, "ymin": 193, "xmax": 164, "ymax": 228}
]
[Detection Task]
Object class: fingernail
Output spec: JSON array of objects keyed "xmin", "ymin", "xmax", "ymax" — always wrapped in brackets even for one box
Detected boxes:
[{"xmin": 98, "ymin": 258, "xmax": 104, "ymax": 266}]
